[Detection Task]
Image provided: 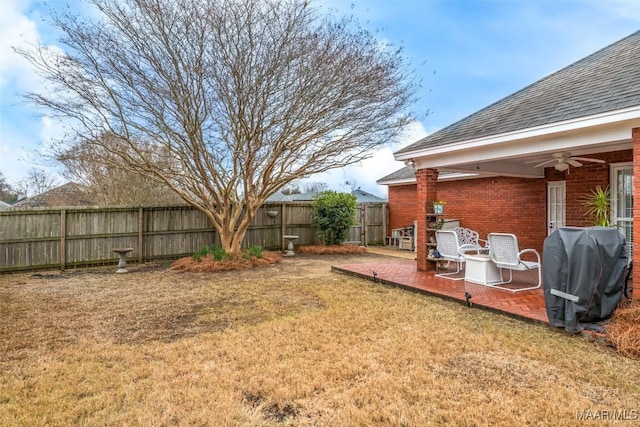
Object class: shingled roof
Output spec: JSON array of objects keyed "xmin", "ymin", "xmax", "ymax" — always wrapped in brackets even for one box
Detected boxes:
[
  {"xmin": 397, "ymin": 30, "xmax": 640, "ymax": 155},
  {"xmin": 11, "ymin": 182, "xmax": 95, "ymax": 208},
  {"xmin": 376, "ymin": 166, "xmax": 415, "ymax": 184}
]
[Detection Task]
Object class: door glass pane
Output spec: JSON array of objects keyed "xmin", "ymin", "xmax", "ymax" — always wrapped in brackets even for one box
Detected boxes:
[{"xmin": 613, "ymin": 166, "xmax": 633, "ymax": 262}]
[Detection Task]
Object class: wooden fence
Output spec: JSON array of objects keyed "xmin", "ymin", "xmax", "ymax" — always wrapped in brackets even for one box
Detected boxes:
[{"xmin": 0, "ymin": 202, "xmax": 387, "ymax": 272}]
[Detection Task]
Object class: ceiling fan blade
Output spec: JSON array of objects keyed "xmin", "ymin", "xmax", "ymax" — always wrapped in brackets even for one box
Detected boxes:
[
  {"xmin": 571, "ymin": 157, "xmax": 605, "ymax": 164},
  {"xmin": 566, "ymin": 159, "xmax": 582, "ymax": 167},
  {"xmin": 532, "ymin": 159, "xmax": 556, "ymax": 168}
]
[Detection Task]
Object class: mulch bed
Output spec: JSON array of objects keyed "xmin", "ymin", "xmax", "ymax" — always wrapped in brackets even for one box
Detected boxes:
[
  {"xmin": 170, "ymin": 251, "xmax": 282, "ymax": 272},
  {"xmin": 606, "ymin": 300, "xmax": 640, "ymax": 359},
  {"xmin": 168, "ymin": 245, "xmax": 366, "ymax": 272}
]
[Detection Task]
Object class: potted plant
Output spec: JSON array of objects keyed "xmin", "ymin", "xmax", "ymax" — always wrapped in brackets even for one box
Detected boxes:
[
  {"xmin": 581, "ymin": 186, "xmax": 612, "ymax": 226},
  {"xmin": 429, "ymin": 219, "xmax": 445, "ymax": 230},
  {"xmin": 433, "ymin": 200, "xmax": 446, "ymax": 215}
]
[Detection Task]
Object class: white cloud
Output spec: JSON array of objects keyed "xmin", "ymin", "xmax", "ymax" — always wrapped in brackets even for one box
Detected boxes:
[
  {"xmin": 0, "ymin": 0, "xmax": 42, "ymax": 90},
  {"xmin": 0, "ymin": 1, "xmax": 68, "ymax": 184}
]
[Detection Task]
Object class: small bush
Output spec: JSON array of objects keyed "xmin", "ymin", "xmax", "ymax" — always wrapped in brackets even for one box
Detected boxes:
[
  {"xmin": 312, "ymin": 191, "xmax": 357, "ymax": 246},
  {"xmin": 207, "ymin": 245, "xmax": 228, "ymax": 261},
  {"xmin": 246, "ymin": 245, "xmax": 263, "ymax": 259},
  {"xmin": 192, "ymin": 246, "xmax": 209, "ymax": 262}
]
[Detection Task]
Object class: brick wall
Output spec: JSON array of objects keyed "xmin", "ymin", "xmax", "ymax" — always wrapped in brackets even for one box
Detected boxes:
[
  {"xmin": 387, "ymin": 184, "xmax": 417, "ymax": 231},
  {"xmin": 436, "ymin": 176, "xmax": 547, "ymax": 252}
]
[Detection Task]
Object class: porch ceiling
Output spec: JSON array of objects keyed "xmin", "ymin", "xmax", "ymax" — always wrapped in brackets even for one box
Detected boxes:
[{"xmin": 406, "ymin": 113, "xmax": 638, "ymax": 179}]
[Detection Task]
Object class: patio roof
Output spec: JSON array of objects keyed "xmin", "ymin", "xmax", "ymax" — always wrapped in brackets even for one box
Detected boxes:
[{"xmin": 394, "ymin": 30, "xmax": 640, "ymax": 178}]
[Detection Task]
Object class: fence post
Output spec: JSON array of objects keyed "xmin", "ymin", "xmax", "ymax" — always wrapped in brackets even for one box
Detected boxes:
[
  {"xmin": 281, "ymin": 202, "xmax": 286, "ymax": 251},
  {"xmin": 382, "ymin": 203, "xmax": 388, "ymax": 245},
  {"xmin": 138, "ymin": 207, "xmax": 144, "ymax": 263},
  {"xmin": 60, "ymin": 209, "xmax": 66, "ymax": 271},
  {"xmin": 362, "ymin": 204, "xmax": 367, "ymax": 245}
]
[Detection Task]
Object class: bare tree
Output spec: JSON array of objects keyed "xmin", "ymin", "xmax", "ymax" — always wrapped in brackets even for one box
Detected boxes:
[
  {"xmin": 16, "ymin": 168, "xmax": 58, "ymax": 197},
  {"xmin": 0, "ymin": 172, "xmax": 19, "ymax": 203},
  {"xmin": 56, "ymin": 133, "xmax": 184, "ymax": 206},
  {"xmin": 302, "ymin": 181, "xmax": 328, "ymax": 193},
  {"xmin": 344, "ymin": 180, "xmax": 359, "ymax": 191},
  {"xmin": 17, "ymin": 0, "xmax": 417, "ymax": 254},
  {"xmin": 0, "ymin": 171, "xmax": 18, "ymax": 203},
  {"xmin": 281, "ymin": 185, "xmax": 301, "ymax": 195}
]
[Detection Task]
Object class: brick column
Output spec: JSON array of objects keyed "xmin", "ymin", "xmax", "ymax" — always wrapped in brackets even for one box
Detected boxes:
[
  {"xmin": 416, "ymin": 168, "xmax": 439, "ymax": 271},
  {"xmin": 633, "ymin": 127, "xmax": 640, "ymax": 299}
]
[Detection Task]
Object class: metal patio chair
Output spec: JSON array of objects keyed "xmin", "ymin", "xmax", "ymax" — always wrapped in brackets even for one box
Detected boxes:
[
  {"xmin": 487, "ymin": 232, "xmax": 542, "ymax": 292},
  {"xmin": 435, "ymin": 230, "xmax": 477, "ymax": 280},
  {"xmin": 452, "ymin": 226, "xmax": 489, "ymax": 253}
]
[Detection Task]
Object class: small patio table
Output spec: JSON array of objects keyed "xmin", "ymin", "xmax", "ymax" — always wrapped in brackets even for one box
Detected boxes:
[{"xmin": 464, "ymin": 254, "xmax": 502, "ymax": 285}]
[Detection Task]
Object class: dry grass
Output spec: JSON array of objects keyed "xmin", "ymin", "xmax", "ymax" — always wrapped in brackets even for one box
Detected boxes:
[
  {"xmin": 1, "ymin": 254, "xmax": 640, "ymax": 426},
  {"xmin": 606, "ymin": 300, "xmax": 640, "ymax": 359}
]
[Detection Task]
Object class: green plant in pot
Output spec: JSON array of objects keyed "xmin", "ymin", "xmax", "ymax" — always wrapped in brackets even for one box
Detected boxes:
[{"xmin": 581, "ymin": 186, "xmax": 612, "ymax": 226}]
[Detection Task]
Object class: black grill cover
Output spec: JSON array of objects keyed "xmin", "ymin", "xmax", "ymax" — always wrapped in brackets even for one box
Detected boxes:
[{"xmin": 543, "ymin": 227, "xmax": 627, "ymax": 333}]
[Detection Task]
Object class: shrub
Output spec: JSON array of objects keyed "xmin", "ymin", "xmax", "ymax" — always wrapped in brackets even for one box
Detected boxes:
[
  {"xmin": 207, "ymin": 245, "xmax": 228, "ymax": 261},
  {"xmin": 312, "ymin": 190, "xmax": 357, "ymax": 246},
  {"xmin": 192, "ymin": 246, "xmax": 209, "ymax": 262},
  {"xmin": 246, "ymin": 245, "xmax": 263, "ymax": 259}
]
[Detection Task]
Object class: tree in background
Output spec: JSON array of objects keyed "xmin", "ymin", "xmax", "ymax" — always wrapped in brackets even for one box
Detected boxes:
[
  {"xmin": 312, "ymin": 190, "xmax": 357, "ymax": 245},
  {"xmin": 15, "ymin": 168, "xmax": 58, "ymax": 198},
  {"xmin": 56, "ymin": 133, "xmax": 184, "ymax": 206},
  {"xmin": 0, "ymin": 172, "xmax": 19, "ymax": 203},
  {"xmin": 302, "ymin": 181, "xmax": 328, "ymax": 193},
  {"xmin": 281, "ymin": 181, "xmax": 327, "ymax": 195},
  {"xmin": 281, "ymin": 185, "xmax": 301, "ymax": 195},
  {"xmin": 18, "ymin": 0, "xmax": 417, "ymax": 255}
]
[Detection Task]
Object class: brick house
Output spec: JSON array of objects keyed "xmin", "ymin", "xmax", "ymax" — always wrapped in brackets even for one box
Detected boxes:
[{"xmin": 377, "ymin": 30, "xmax": 640, "ymax": 298}]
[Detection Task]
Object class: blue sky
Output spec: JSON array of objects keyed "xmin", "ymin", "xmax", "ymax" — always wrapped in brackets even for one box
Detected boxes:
[{"xmin": 1, "ymin": 0, "xmax": 639, "ymax": 197}]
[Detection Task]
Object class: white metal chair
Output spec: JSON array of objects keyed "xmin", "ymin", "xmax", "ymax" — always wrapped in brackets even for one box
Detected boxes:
[
  {"xmin": 487, "ymin": 233, "xmax": 542, "ymax": 292},
  {"xmin": 435, "ymin": 230, "xmax": 477, "ymax": 280},
  {"xmin": 452, "ymin": 226, "xmax": 488, "ymax": 253}
]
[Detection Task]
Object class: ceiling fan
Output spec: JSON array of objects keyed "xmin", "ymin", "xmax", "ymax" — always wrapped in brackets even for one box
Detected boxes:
[{"xmin": 526, "ymin": 152, "xmax": 605, "ymax": 172}]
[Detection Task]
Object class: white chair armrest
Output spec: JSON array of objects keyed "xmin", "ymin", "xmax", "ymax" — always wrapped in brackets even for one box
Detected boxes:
[
  {"xmin": 518, "ymin": 248, "xmax": 540, "ymax": 259},
  {"xmin": 518, "ymin": 248, "xmax": 541, "ymax": 267}
]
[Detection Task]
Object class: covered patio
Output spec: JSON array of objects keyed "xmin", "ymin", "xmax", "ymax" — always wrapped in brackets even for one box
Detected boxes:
[
  {"xmin": 378, "ymin": 30, "xmax": 640, "ymax": 300},
  {"xmin": 333, "ymin": 258, "xmax": 548, "ymax": 324}
]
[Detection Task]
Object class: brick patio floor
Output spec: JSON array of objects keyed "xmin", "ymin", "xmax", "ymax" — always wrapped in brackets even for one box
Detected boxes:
[{"xmin": 332, "ymin": 259, "xmax": 548, "ymax": 324}]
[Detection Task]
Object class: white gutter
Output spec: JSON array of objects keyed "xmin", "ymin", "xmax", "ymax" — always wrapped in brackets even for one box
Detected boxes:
[{"xmin": 395, "ymin": 106, "xmax": 640, "ymax": 161}]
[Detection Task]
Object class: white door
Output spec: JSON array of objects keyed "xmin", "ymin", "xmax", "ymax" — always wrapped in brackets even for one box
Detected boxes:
[
  {"xmin": 611, "ymin": 163, "xmax": 633, "ymax": 261},
  {"xmin": 547, "ymin": 182, "xmax": 566, "ymax": 235}
]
